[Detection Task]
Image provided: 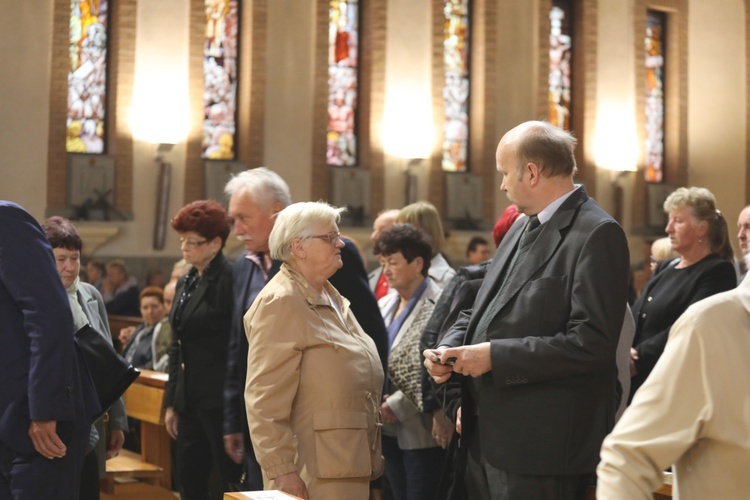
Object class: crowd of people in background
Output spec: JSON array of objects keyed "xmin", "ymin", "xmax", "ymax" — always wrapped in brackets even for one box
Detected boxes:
[{"xmin": 3, "ymin": 120, "xmax": 750, "ymax": 500}]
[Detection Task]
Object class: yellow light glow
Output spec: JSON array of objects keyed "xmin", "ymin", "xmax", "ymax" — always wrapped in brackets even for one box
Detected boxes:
[
  {"xmin": 382, "ymin": 87, "xmax": 435, "ymax": 159},
  {"xmin": 593, "ymin": 103, "xmax": 639, "ymax": 172},
  {"xmin": 130, "ymin": 67, "xmax": 189, "ymax": 145}
]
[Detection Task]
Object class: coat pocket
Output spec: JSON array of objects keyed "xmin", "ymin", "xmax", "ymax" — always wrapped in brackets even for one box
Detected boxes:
[{"xmin": 313, "ymin": 410, "xmax": 371, "ymax": 479}]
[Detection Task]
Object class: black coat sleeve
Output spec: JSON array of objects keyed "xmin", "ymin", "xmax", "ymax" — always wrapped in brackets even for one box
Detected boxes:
[{"xmin": 329, "ymin": 238, "xmax": 388, "ymax": 373}]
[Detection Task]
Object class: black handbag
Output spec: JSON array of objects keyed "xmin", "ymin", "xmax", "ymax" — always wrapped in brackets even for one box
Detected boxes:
[{"xmin": 75, "ymin": 323, "xmax": 140, "ymax": 421}]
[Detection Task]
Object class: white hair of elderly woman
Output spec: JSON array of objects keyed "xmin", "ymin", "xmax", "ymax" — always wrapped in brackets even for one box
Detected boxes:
[{"xmin": 269, "ymin": 201, "xmax": 346, "ymax": 261}]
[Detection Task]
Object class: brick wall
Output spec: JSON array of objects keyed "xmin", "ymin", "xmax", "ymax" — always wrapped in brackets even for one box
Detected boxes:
[
  {"xmin": 311, "ymin": 0, "xmax": 388, "ymax": 209},
  {"xmin": 632, "ymin": 0, "xmax": 688, "ymax": 230},
  {"xmin": 47, "ymin": 0, "xmax": 137, "ymax": 215}
]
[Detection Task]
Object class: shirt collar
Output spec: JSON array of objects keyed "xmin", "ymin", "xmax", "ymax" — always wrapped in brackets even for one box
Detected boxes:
[
  {"xmin": 536, "ymin": 184, "xmax": 580, "ymax": 225},
  {"xmin": 245, "ymin": 250, "xmax": 269, "ymax": 280}
]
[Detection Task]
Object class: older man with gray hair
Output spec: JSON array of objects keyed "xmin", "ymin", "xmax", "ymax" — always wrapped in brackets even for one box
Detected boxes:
[{"xmin": 222, "ymin": 167, "xmax": 388, "ymax": 490}]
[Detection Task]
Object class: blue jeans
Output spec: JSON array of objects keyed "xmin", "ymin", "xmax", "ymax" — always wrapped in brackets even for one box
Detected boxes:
[{"xmin": 382, "ymin": 435, "xmax": 445, "ymax": 500}]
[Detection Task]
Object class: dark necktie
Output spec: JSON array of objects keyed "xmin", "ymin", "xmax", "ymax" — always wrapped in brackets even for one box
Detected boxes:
[
  {"xmin": 471, "ymin": 215, "xmax": 542, "ymax": 346},
  {"xmin": 467, "ymin": 215, "xmax": 544, "ymax": 410},
  {"xmin": 518, "ymin": 215, "xmax": 541, "ymax": 250}
]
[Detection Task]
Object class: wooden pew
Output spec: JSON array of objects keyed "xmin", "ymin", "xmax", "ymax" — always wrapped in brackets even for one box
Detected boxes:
[
  {"xmin": 107, "ymin": 314, "xmax": 142, "ymax": 352},
  {"xmin": 103, "ymin": 370, "xmax": 172, "ymax": 497}
]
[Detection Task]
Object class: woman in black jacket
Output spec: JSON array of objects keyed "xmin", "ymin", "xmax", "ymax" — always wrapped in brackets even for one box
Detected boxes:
[
  {"xmin": 164, "ymin": 200, "xmax": 241, "ymax": 499},
  {"xmin": 629, "ymin": 187, "xmax": 736, "ymax": 401}
]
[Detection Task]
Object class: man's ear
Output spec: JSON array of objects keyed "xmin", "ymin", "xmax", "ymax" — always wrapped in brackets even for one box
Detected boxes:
[
  {"xmin": 271, "ymin": 202, "xmax": 285, "ymax": 216},
  {"xmin": 526, "ymin": 162, "xmax": 541, "ymax": 186}
]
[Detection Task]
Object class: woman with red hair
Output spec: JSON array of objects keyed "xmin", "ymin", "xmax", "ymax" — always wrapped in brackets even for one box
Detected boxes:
[{"xmin": 163, "ymin": 200, "xmax": 241, "ymax": 499}]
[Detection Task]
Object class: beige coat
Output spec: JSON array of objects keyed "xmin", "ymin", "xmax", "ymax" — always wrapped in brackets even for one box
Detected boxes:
[
  {"xmin": 244, "ymin": 264, "xmax": 384, "ymax": 500},
  {"xmin": 598, "ymin": 275, "xmax": 750, "ymax": 499}
]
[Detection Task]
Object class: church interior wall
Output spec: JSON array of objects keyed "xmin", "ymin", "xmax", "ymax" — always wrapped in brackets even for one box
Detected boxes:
[{"xmin": 0, "ymin": 0, "xmax": 747, "ymax": 284}]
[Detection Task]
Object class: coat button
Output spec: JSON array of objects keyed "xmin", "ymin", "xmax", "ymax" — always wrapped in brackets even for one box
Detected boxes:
[
  {"xmin": 642, "ymin": 313, "xmax": 647, "ymax": 318},
  {"xmin": 647, "ymin": 296, "xmax": 653, "ymax": 302}
]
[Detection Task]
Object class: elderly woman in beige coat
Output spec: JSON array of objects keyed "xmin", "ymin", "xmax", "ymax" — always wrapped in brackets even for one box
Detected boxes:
[{"xmin": 244, "ymin": 201, "xmax": 384, "ymax": 500}]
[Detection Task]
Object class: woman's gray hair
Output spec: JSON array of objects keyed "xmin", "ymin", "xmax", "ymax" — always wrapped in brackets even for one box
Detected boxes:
[
  {"xmin": 269, "ymin": 201, "xmax": 346, "ymax": 261},
  {"xmin": 224, "ymin": 167, "xmax": 292, "ymax": 211}
]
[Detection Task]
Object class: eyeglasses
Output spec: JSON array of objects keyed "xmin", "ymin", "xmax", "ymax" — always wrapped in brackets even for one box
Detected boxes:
[
  {"xmin": 307, "ymin": 231, "xmax": 342, "ymax": 244},
  {"xmin": 179, "ymin": 237, "xmax": 208, "ymax": 248}
]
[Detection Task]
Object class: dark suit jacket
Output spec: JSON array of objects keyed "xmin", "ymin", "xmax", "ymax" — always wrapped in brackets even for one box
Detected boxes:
[
  {"xmin": 223, "ymin": 238, "xmax": 387, "ymax": 436},
  {"xmin": 223, "ymin": 250, "xmax": 272, "ymax": 436},
  {"xmin": 630, "ymin": 254, "xmax": 736, "ymax": 399},
  {"xmin": 0, "ymin": 202, "xmax": 98, "ymax": 454},
  {"xmin": 443, "ymin": 186, "xmax": 630, "ymax": 475},
  {"xmin": 166, "ymin": 252, "xmax": 233, "ymax": 412},
  {"xmin": 419, "ymin": 263, "xmax": 489, "ymax": 413}
]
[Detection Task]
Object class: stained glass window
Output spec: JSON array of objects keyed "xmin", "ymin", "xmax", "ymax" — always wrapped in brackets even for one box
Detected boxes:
[
  {"xmin": 549, "ymin": 0, "xmax": 573, "ymax": 130},
  {"xmin": 327, "ymin": 0, "xmax": 359, "ymax": 167},
  {"xmin": 67, "ymin": 0, "xmax": 108, "ymax": 154},
  {"xmin": 203, "ymin": 0, "xmax": 239, "ymax": 160},
  {"xmin": 442, "ymin": 0, "xmax": 470, "ymax": 172},
  {"xmin": 645, "ymin": 10, "xmax": 665, "ymax": 183}
]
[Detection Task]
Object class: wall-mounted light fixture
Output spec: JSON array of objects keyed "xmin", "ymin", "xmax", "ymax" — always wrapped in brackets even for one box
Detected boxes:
[
  {"xmin": 130, "ymin": 66, "xmax": 188, "ymax": 250},
  {"xmin": 382, "ymin": 88, "xmax": 435, "ymax": 205},
  {"xmin": 152, "ymin": 143, "xmax": 175, "ymax": 250},
  {"xmin": 594, "ymin": 103, "xmax": 639, "ymax": 224}
]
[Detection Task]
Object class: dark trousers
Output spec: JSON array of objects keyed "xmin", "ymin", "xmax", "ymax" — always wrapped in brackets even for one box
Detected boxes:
[
  {"xmin": 0, "ymin": 422, "xmax": 89, "ymax": 500},
  {"xmin": 175, "ymin": 407, "xmax": 242, "ymax": 500},
  {"xmin": 241, "ymin": 432, "xmax": 263, "ymax": 491},
  {"xmin": 79, "ymin": 450, "xmax": 100, "ymax": 500},
  {"xmin": 382, "ymin": 435, "xmax": 445, "ymax": 500},
  {"xmin": 465, "ymin": 434, "xmax": 592, "ymax": 500}
]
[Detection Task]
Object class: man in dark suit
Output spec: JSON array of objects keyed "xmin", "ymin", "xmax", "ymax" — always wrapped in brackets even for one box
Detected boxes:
[
  {"xmin": 222, "ymin": 168, "xmax": 388, "ymax": 490},
  {"xmin": 0, "ymin": 201, "xmax": 97, "ymax": 499},
  {"xmin": 424, "ymin": 122, "xmax": 630, "ymax": 499}
]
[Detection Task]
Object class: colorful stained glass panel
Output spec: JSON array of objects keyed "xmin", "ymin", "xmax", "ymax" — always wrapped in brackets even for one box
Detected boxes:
[
  {"xmin": 549, "ymin": 1, "xmax": 573, "ymax": 130},
  {"xmin": 203, "ymin": 0, "xmax": 239, "ymax": 160},
  {"xmin": 442, "ymin": 0, "xmax": 470, "ymax": 172},
  {"xmin": 645, "ymin": 10, "xmax": 665, "ymax": 183},
  {"xmin": 327, "ymin": 0, "xmax": 359, "ymax": 167},
  {"xmin": 67, "ymin": 0, "xmax": 108, "ymax": 154}
]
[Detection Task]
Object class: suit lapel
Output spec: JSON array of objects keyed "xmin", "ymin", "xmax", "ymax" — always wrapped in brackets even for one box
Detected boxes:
[
  {"xmin": 470, "ymin": 188, "xmax": 590, "ymax": 338},
  {"xmin": 180, "ymin": 278, "xmax": 208, "ymax": 325},
  {"xmin": 237, "ymin": 255, "xmax": 253, "ymax": 312},
  {"xmin": 466, "ymin": 218, "xmax": 525, "ymax": 339},
  {"xmin": 176, "ymin": 253, "xmax": 223, "ymax": 329}
]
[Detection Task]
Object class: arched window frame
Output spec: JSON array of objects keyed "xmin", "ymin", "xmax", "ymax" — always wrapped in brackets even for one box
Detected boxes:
[
  {"xmin": 539, "ymin": 0, "xmax": 598, "ymax": 196},
  {"xmin": 48, "ymin": 0, "xmax": 137, "ymax": 217},
  {"xmin": 632, "ymin": 0, "xmax": 688, "ymax": 230}
]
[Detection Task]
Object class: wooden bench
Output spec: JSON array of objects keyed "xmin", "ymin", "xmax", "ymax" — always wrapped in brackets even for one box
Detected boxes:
[
  {"xmin": 102, "ymin": 370, "xmax": 172, "ymax": 495},
  {"xmin": 108, "ymin": 314, "xmax": 142, "ymax": 352},
  {"xmin": 224, "ymin": 492, "xmax": 302, "ymax": 499},
  {"xmin": 104, "ymin": 449, "xmax": 162, "ymax": 480}
]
